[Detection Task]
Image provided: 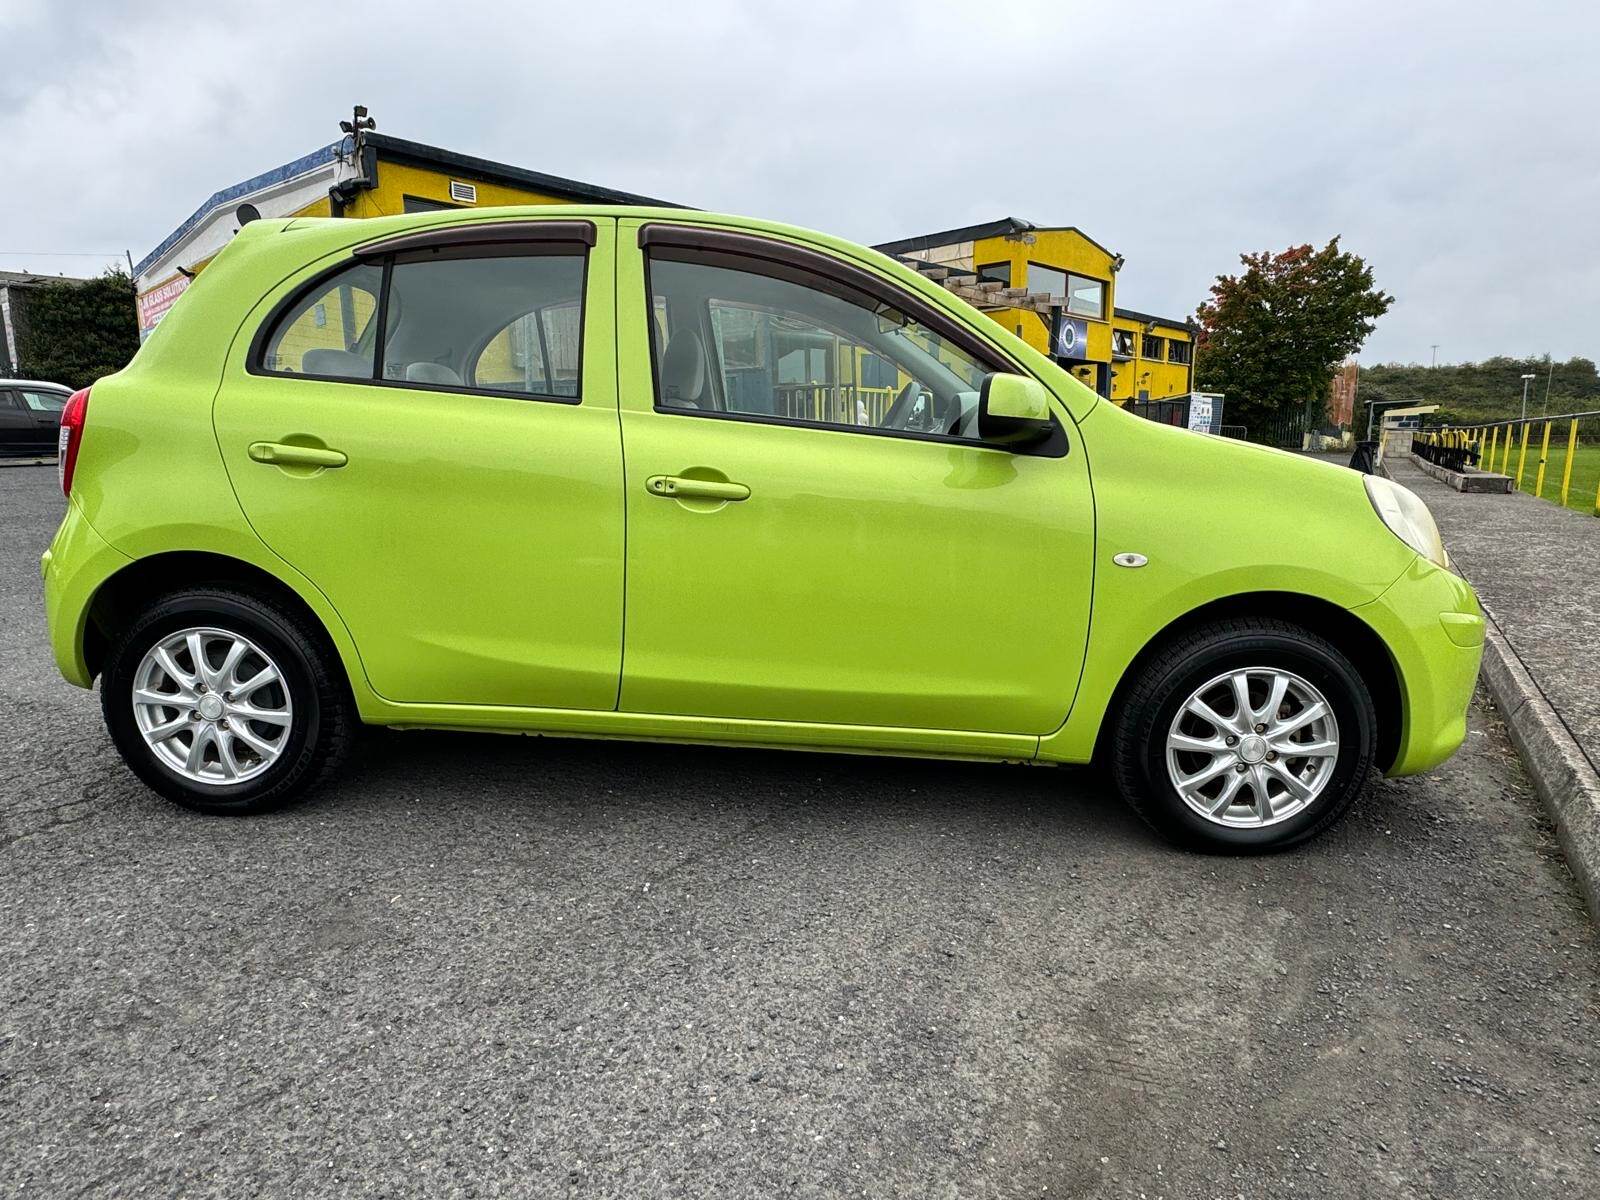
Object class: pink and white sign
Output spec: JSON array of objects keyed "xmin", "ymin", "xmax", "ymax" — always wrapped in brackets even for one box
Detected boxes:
[{"xmin": 136, "ymin": 275, "xmax": 191, "ymax": 339}]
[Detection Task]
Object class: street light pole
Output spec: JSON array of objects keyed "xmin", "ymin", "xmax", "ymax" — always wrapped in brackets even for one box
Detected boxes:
[{"xmin": 1520, "ymin": 372, "xmax": 1536, "ymax": 421}]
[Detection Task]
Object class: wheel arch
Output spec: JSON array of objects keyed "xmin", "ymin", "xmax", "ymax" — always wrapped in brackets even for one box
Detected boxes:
[
  {"xmin": 83, "ymin": 551, "xmax": 360, "ymax": 696},
  {"xmin": 1091, "ymin": 591, "xmax": 1403, "ymax": 772}
]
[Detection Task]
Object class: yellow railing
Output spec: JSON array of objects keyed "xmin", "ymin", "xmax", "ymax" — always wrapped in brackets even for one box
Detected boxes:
[{"xmin": 1416, "ymin": 411, "xmax": 1600, "ymax": 516}]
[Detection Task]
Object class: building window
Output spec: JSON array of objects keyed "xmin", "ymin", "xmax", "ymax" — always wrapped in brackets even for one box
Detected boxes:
[
  {"xmin": 1026, "ymin": 263, "xmax": 1065, "ymax": 298},
  {"xmin": 1066, "ymin": 274, "xmax": 1104, "ymax": 318},
  {"xmin": 1141, "ymin": 333, "xmax": 1164, "ymax": 359},
  {"xmin": 976, "ymin": 262, "xmax": 1010, "ymax": 287},
  {"xmin": 1167, "ymin": 340, "xmax": 1192, "ymax": 365},
  {"xmin": 1112, "ymin": 329, "xmax": 1135, "ymax": 358}
]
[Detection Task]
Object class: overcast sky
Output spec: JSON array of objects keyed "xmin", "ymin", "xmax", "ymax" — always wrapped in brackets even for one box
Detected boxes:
[{"xmin": 2, "ymin": 0, "xmax": 1595, "ymax": 365}]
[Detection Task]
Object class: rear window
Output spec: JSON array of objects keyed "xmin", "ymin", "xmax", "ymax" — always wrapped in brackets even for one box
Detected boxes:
[
  {"xmin": 256, "ymin": 246, "xmax": 587, "ymax": 401},
  {"xmin": 259, "ymin": 263, "xmax": 382, "ymax": 379}
]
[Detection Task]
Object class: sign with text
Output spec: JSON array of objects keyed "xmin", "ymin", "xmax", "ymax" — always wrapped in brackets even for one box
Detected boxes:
[
  {"xmin": 1187, "ymin": 392, "xmax": 1224, "ymax": 433},
  {"xmin": 136, "ymin": 275, "xmax": 191, "ymax": 340}
]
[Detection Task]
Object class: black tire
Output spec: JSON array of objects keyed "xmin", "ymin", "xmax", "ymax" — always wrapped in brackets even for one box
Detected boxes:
[
  {"xmin": 100, "ymin": 587, "xmax": 355, "ymax": 815},
  {"xmin": 1110, "ymin": 618, "xmax": 1376, "ymax": 852}
]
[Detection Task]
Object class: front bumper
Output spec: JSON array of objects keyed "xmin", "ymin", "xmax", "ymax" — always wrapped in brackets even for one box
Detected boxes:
[
  {"xmin": 41, "ymin": 498, "xmax": 130, "ymax": 688},
  {"xmin": 1352, "ymin": 556, "xmax": 1484, "ymax": 777}
]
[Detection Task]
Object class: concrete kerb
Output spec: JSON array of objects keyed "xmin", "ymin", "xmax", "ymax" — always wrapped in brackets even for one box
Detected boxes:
[{"xmin": 1407, "ymin": 452, "xmax": 1512, "ymax": 493}]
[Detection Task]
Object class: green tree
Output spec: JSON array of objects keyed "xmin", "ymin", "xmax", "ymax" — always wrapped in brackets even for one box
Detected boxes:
[
  {"xmin": 1194, "ymin": 239, "xmax": 1392, "ymax": 438},
  {"xmin": 15, "ymin": 269, "xmax": 140, "ymax": 389}
]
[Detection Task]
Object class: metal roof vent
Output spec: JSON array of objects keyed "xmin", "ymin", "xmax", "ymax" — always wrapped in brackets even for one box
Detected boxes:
[{"xmin": 448, "ymin": 180, "xmax": 478, "ymax": 205}]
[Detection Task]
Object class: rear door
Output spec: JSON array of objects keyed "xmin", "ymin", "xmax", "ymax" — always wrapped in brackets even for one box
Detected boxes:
[
  {"xmin": 0, "ymin": 390, "xmax": 35, "ymax": 454},
  {"xmin": 214, "ymin": 218, "xmax": 625, "ymax": 710},
  {"xmin": 18, "ymin": 388, "xmax": 68, "ymax": 451}
]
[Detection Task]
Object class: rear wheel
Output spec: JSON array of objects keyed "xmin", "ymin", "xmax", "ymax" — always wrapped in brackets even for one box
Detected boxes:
[
  {"xmin": 1110, "ymin": 619, "xmax": 1375, "ymax": 851},
  {"xmin": 101, "ymin": 588, "xmax": 354, "ymax": 814}
]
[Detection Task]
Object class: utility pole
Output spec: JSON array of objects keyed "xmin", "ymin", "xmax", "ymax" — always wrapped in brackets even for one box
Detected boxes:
[
  {"xmin": 1520, "ymin": 372, "xmax": 1536, "ymax": 421},
  {"xmin": 1430, "ymin": 344, "xmax": 1439, "ymax": 368},
  {"xmin": 1544, "ymin": 357, "xmax": 1555, "ymax": 415}
]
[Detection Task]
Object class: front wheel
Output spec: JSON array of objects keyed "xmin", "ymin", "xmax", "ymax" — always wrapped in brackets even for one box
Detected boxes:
[
  {"xmin": 100, "ymin": 588, "xmax": 354, "ymax": 814},
  {"xmin": 1110, "ymin": 619, "xmax": 1376, "ymax": 851}
]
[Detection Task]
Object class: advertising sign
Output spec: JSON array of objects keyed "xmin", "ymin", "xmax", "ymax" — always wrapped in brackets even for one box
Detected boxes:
[
  {"xmin": 136, "ymin": 274, "xmax": 191, "ymax": 340},
  {"xmin": 1053, "ymin": 314, "xmax": 1089, "ymax": 361},
  {"xmin": 1187, "ymin": 392, "xmax": 1223, "ymax": 433}
]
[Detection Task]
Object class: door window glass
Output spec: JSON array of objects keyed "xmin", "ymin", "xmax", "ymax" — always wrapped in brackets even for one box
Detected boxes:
[
  {"xmin": 649, "ymin": 255, "xmax": 1002, "ymax": 441},
  {"xmin": 260, "ymin": 263, "xmax": 382, "ymax": 378},
  {"xmin": 20, "ymin": 389, "xmax": 67, "ymax": 413},
  {"xmin": 390, "ymin": 254, "xmax": 585, "ymax": 397},
  {"xmin": 257, "ymin": 247, "xmax": 587, "ymax": 400}
]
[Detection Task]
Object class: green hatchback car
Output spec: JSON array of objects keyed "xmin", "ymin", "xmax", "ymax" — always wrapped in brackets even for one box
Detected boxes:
[{"xmin": 42, "ymin": 207, "xmax": 1483, "ymax": 850}]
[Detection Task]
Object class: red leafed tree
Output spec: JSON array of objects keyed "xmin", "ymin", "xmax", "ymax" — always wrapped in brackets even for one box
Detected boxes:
[{"xmin": 1194, "ymin": 239, "xmax": 1392, "ymax": 435}]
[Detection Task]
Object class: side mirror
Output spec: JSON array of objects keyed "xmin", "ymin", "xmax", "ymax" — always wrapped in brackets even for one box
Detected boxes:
[{"xmin": 978, "ymin": 373, "xmax": 1055, "ymax": 447}]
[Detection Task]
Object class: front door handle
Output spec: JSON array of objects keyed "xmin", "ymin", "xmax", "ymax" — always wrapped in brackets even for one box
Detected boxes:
[
  {"xmin": 646, "ymin": 474, "xmax": 750, "ymax": 502},
  {"xmin": 248, "ymin": 442, "xmax": 348, "ymax": 469}
]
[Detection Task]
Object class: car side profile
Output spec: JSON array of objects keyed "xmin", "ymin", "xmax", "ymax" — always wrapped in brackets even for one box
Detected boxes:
[{"xmin": 41, "ymin": 207, "xmax": 1484, "ymax": 850}]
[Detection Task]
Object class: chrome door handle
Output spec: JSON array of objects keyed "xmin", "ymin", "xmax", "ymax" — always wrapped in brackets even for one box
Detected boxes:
[
  {"xmin": 248, "ymin": 442, "xmax": 348, "ymax": 469},
  {"xmin": 646, "ymin": 474, "xmax": 750, "ymax": 502}
]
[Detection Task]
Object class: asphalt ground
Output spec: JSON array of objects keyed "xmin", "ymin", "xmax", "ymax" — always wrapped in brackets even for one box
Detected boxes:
[{"xmin": 2, "ymin": 463, "xmax": 1597, "ymax": 1199}]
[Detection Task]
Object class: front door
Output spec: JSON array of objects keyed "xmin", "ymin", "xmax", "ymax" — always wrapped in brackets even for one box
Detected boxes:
[
  {"xmin": 615, "ymin": 223, "xmax": 1094, "ymax": 735},
  {"xmin": 213, "ymin": 219, "xmax": 624, "ymax": 709}
]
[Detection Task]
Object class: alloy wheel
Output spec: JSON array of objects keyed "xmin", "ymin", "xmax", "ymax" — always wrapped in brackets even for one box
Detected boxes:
[
  {"xmin": 1164, "ymin": 667, "xmax": 1340, "ymax": 828},
  {"xmin": 130, "ymin": 626, "xmax": 294, "ymax": 786}
]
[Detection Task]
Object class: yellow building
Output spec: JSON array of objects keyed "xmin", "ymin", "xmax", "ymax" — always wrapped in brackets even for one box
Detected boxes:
[
  {"xmin": 873, "ymin": 218, "xmax": 1195, "ymax": 405},
  {"xmin": 134, "ymin": 114, "xmax": 679, "ymax": 339},
  {"xmin": 136, "ymin": 120, "xmax": 1197, "ymax": 417}
]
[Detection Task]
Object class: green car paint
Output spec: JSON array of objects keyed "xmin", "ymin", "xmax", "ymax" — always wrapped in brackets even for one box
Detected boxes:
[{"xmin": 43, "ymin": 205, "xmax": 1483, "ymax": 778}]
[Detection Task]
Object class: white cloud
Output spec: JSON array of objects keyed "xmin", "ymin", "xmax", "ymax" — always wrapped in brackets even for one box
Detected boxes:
[{"xmin": 2, "ymin": 0, "xmax": 1595, "ymax": 362}]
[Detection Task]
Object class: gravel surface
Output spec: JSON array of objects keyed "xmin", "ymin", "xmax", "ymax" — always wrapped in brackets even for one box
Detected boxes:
[{"xmin": 2, "ymin": 465, "xmax": 1598, "ymax": 1199}]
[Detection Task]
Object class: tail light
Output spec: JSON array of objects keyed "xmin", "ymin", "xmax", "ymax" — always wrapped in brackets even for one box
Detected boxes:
[{"xmin": 58, "ymin": 387, "xmax": 90, "ymax": 496}]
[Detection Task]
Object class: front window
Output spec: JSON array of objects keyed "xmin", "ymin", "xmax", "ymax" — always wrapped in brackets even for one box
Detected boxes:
[
  {"xmin": 648, "ymin": 252, "xmax": 1004, "ymax": 441},
  {"xmin": 1142, "ymin": 333, "xmax": 1165, "ymax": 359},
  {"xmin": 1111, "ymin": 329, "xmax": 1135, "ymax": 358},
  {"xmin": 1026, "ymin": 263, "xmax": 1065, "ymax": 298},
  {"xmin": 1167, "ymin": 339, "xmax": 1192, "ymax": 365},
  {"xmin": 1066, "ymin": 273, "xmax": 1104, "ymax": 318}
]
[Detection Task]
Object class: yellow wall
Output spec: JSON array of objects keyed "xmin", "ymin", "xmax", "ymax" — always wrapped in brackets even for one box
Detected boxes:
[
  {"xmin": 1109, "ymin": 313, "xmax": 1193, "ymax": 402},
  {"xmin": 341, "ymin": 159, "xmax": 571, "ymax": 218}
]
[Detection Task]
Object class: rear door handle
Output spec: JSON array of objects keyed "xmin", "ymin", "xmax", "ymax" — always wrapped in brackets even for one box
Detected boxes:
[
  {"xmin": 248, "ymin": 442, "xmax": 348, "ymax": 469},
  {"xmin": 646, "ymin": 474, "xmax": 750, "ymax": 502}
]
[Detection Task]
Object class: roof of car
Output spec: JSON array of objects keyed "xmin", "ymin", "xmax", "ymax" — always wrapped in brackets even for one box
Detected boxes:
[{"xmin": 0, "ymin": 379, "xmax": 71, "ymax": 391}]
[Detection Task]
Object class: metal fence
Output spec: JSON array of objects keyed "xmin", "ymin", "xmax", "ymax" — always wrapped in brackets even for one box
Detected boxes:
[
  {"xmin": 1417, "ymin": 409, "xmax": 1600, "ymax": 516},
  {"xmin": 770, "ymin": 383, "xmax": 900, "ymax": 426}
]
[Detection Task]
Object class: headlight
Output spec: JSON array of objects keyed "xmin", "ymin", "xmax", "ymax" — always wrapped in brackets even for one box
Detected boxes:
[{"xmin": 1364, "ymin": 475, "xmax": 1449, "ymax": 568}]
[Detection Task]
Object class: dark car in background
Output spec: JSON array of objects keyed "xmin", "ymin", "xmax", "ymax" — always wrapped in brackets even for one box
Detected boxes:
[{"xmin": 0, "ymin": 380, "xmax": 70, "ymax": 456}]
